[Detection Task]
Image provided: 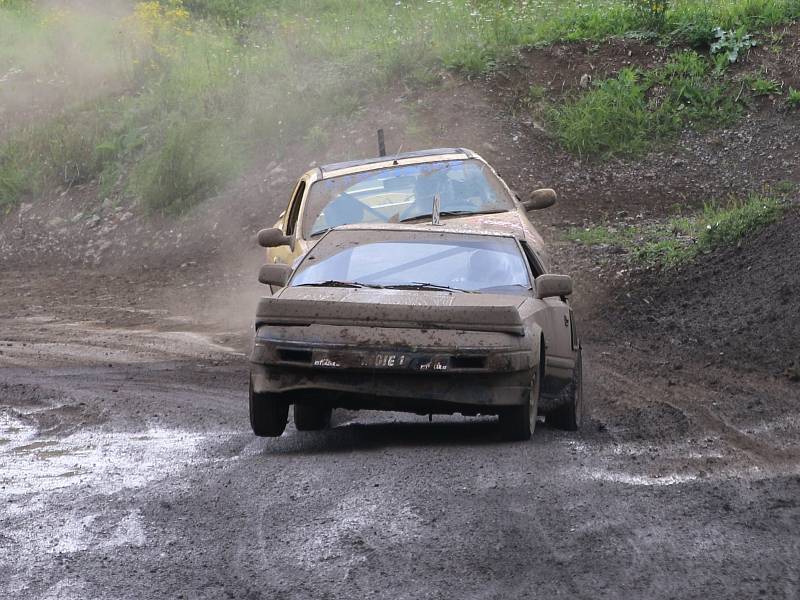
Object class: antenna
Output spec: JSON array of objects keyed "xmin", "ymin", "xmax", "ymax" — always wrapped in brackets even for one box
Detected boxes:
[
  {"xmin": 377, "ymin": 129, "xmax": 386, "ymax": 157},
  {"xmin": 431, "ymin": 193, "xmax": 441, "ymax": 226}
]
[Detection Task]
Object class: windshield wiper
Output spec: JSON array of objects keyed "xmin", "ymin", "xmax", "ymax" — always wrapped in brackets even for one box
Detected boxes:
[
  {"xmin": 380, "ymin": 282, "xmax": 476, "ymax": 293},
  {"xmin": 309, "ymin": 227, "xmax": 332, "ymax": 238},
  {"xmin": 398, "ymin": 209, "xmax": 505, "ymax": 223},
  {"xmin": 295, "ymin": 280, "xmax": 365, "ymax": 288}
]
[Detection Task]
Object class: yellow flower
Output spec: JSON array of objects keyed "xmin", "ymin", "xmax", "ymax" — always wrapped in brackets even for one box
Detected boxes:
[
  {"xmin": 40, "ymin": 8, "xmax": 69, "ymax": 27},
  {"xmin": 123, "ymin": 0, "xmax": 191, "ymax": 60}
]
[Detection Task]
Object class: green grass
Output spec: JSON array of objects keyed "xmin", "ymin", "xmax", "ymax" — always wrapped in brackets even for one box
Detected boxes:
[
  {"xmin": 0, "ymin": 144, "xmax": 29, "ymax": 211},
  {"xmin": 787, "ymin": 86, "xmax": 800, "ymax": 107},
  {"xmin": 551, "ymin": 50, "xmax": 742, "ymax": 158},
  {"xmin": 748, "ymin": 75, "xmax": 783, "ymax": 95},
  {"xmin": 131, "ymin": 117, "xmax": 243, "ymax": 215},
  {"xmin": 3, "ymin": 0, "xmax": 800, "ymax": 213},
  {"xmin": 551, "ymin": 68, "xmax": 653, "ymax": 157},
  {"xmin": 568, "ymin": 196, "xmax": 787, "ymax": 268}
]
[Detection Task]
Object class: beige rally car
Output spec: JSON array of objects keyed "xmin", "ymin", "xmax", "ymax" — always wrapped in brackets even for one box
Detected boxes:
[
  {"xmin": 252, "ymin": 148, "xmax": 582, "ymax": 440},
  {"xmin": 261, "ymin": 148, "xmax": 557, "ymax": 276}
]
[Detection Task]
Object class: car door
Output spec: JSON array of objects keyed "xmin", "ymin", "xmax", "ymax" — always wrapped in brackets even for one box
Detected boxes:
[
  {"xmin": 268, "ymin": 177, "xmax": 309, "ymax": 268},
  {"xmin": 521, "ymin": 242, "xmax": 575, "ymax": 362}
]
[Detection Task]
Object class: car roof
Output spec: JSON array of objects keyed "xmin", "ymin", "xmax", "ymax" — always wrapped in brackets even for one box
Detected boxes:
[{"xmin": 317, "ymin": 148, "xmax": 475, "ymax": 179}]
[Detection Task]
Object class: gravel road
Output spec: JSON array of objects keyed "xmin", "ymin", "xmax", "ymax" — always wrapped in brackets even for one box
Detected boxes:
[{"xmin": 2, "ymin": 269, "xmax": 799, "ymax": 600}]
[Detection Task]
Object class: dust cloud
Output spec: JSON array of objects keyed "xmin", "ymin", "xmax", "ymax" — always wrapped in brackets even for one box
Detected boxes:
[
  {"xmin": 0, "ymin": 1, "xmax": 132, "ymax": 138},
  {"xmin": 0, "ymin": 1, "xmax": 437, "ymax": 337}
]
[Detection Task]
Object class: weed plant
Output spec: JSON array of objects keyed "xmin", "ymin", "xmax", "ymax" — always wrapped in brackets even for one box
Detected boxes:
[
  {"xmin": 786, "ymin": 87, "xmax": 800, "ymax": 108},
  {"xmin": 710, "ymin": 26, "xmax": 757, "ymax": 61},
  {"xmin": 748, "ymin": 76, "xmax": 783, "ymax": 95}
]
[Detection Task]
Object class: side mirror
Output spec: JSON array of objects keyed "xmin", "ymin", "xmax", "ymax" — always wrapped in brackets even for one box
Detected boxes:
[
  {"xmin": 535, "ymin": 274, "xmax": 572, "ymax": 299},
  {"xmin": 522, "ymin": 188, "xmax": 557, "ymax": 211},
  {"xmin": 258, "ymin": 264, "xmax": 292, "ymax": 287},
  {"xmin": 257, "ymin": 228, "xmax": 291, "ymax": 248}
]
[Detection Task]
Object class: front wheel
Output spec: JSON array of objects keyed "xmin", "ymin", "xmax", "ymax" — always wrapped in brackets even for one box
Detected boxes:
[
  {"xmin": 249, "ymin": 377, "xmax": 289, "ymax": 437},
  {"xmin": 550, "ymin": 346, "xmax": 583, "ymax": 431},
  {"xmin": 499, "ymin": 359, "xmax": 542, "ymax": 442}
]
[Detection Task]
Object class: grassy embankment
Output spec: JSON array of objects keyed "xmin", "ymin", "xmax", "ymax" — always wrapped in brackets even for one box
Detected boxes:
[
  {"xmin": 1, "ymin": 0, "xmax": 799, "ymax": 217},
  {"xmin": 567, "ymin": 195, "xmax": 791, "ymax": 268}
]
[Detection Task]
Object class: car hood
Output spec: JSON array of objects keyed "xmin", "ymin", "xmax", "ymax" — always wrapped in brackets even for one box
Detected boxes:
[
  {"xmin": 276, "ymin": 286, "xmax": 527, "ymax": 309},
  {"xmin": 441, "ymin": 210, "xmax": 527, "ymax": 238},
  {"xmin": 260, "ymin": 288, "xmax": 529, "ymax": 336}
]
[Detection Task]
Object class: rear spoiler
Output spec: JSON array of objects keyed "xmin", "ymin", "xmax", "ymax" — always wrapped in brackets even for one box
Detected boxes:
[{"xmin": 255, "ymin": 298, "xmax": 525, "ymax": 336}]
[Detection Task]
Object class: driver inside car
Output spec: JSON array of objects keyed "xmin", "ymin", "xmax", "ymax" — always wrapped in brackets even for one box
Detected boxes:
[
  {"xmin": 321, "ymin": 192, "xmax": 374, "ymax": 229},
  {"xmin": 396, "ymin": 170, "xmax": 455, "ymax": 221},
  {"xmin": 466, "ymin": 249, "xmax": 516, "ymax": 291}
]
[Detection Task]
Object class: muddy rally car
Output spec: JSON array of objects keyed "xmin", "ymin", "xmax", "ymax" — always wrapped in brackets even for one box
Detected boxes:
[
  {"xmin": 259, "ymin": 147, "xmax": 558, "ymax": 278},
  {"xmin": 250, "ymin": 223, "xmax": 582, "ymax": 441}
]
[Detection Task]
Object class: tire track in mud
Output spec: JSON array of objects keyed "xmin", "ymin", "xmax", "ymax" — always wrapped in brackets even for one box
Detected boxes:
[{"xmin": 586, "ymin": 345, "xmax": 800, "ymax": 484}]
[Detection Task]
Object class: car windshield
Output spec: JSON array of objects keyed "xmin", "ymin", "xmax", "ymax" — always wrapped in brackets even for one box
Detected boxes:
[
  {"xmin": 303, "ymin": 159, "xmax": 514, "ymax": 238},
  {"xmin": 291, "ymin": 231, "xmax": 531, "ymax": 295}
]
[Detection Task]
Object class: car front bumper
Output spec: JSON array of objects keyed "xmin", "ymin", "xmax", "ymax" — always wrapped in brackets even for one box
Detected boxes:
[{"xmin": 250, "ymin": 328, "xmax": 536, "ymax": 413}]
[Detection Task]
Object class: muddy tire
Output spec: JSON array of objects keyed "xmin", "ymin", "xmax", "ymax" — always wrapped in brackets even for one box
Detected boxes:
[
  {"xmin": 499, "ymin": 353, "xmax": 542, "ymax": 441},
  {"xmin": 249, "ymin": 378, "xmax": 289, "ymax": 437},
  {"xmin": 293, "ymin": 403, "xmax": 332, "ymax": 431},
  {"xmin": 551, "ymin": 346, "xmax": 582, "ymax": 431}
]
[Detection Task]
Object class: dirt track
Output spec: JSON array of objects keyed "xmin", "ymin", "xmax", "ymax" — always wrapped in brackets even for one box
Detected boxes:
[
  {"xmin": 2, "ymin": 29, "xmax": 800, "ymax": 597},
  {"xmin": 2, "ymin": 264, "xmax": 799, "ymax": 599}
]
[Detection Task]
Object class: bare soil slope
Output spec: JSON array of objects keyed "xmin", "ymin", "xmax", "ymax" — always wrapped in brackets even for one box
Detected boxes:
[{"xmin": 611, "ymin": 209, "xmax": 800, "ymax": 376}]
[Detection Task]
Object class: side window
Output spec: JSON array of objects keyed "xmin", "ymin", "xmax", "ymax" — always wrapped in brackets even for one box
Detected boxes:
[
  {"xmin": 520, "ymin": 241, "xmax": 545, "ymax": 279},
  {"xmin": 284, "ymin": 180, "xmax": 306, "ymax": 236}
]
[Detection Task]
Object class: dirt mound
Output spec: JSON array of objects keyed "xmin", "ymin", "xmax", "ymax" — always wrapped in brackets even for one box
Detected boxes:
[{"xmin": 613, "ymin": 209, "xmax": 800, "ymax": 376}]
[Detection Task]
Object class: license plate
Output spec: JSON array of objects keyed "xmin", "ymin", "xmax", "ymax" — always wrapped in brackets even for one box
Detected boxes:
[
  {"xmin": 311, "ymin": 350, "xmax": 449, "ymax": 371},
  {"xmin": 367, "ymin": 352, "xmax": 407, "ymax": 368}
]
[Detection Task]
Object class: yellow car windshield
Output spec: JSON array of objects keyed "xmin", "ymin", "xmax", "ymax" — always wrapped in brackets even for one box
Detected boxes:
[{"xmin": 304, "ymin": 159, "xmax": 514, "ymax": 238}]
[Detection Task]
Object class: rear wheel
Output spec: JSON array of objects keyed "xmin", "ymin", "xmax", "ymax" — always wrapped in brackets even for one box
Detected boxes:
[
  {"xmin": 551, "ymin": 346, "xmax": 583, "ymax": 431},
  {"xmin": 249, "ymin": 377, "xmax": 289, "ymax": 437},
  {"xmin": 294, "ymin": 403, "xmax": 332, "ymax": 431},
  {"xmin": 499, "ymin": 351, "xmax": 542, "ymax": 441}
]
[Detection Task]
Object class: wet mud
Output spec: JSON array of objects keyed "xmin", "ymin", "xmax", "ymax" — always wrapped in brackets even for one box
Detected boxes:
[{"xmin": 2, "ymin": 270, "xmax": 799, "ymax": 599}]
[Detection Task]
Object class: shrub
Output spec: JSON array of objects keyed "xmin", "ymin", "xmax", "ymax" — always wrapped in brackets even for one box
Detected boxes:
[
  {"xmin": 0, "ymin": 145, "xmax": 30, "ymax": 210},
  {"xmin": 651, "ymin": 52, "xmax": 740, "ymax": 128},
  {"xmin": 669, "ymin": 12, "xmax": 717, "ymax": 49},
  {"xmin": 27, "ymin": 115, "xmax": 110, "ymax": 187},
  {"xmin": 132, "ymin": 118, "xmax": 241, "ymax": 215},
  {"xmin": 710, "ymin": 27, "xmax": 757, "ymax": 64},
  {"xmin": 552, "ymin": 51, "xmax": 740, "ymax": 158},
  {"xmin": 552, "ymin": 68, "xmax": 651, "ymax": 157},
  {"xmin": 630, "ymin": 0, "xmax": 670, "ymax": 29}
]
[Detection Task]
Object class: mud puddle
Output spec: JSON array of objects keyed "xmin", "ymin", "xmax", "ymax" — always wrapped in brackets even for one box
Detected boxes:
[
  {"xmin": 0, "ymin": 407, "xmax": 209, "ymax": 497},
  {"xmin": 567, "ymin": 426, "xmax": 800, "ymax": 487}
]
